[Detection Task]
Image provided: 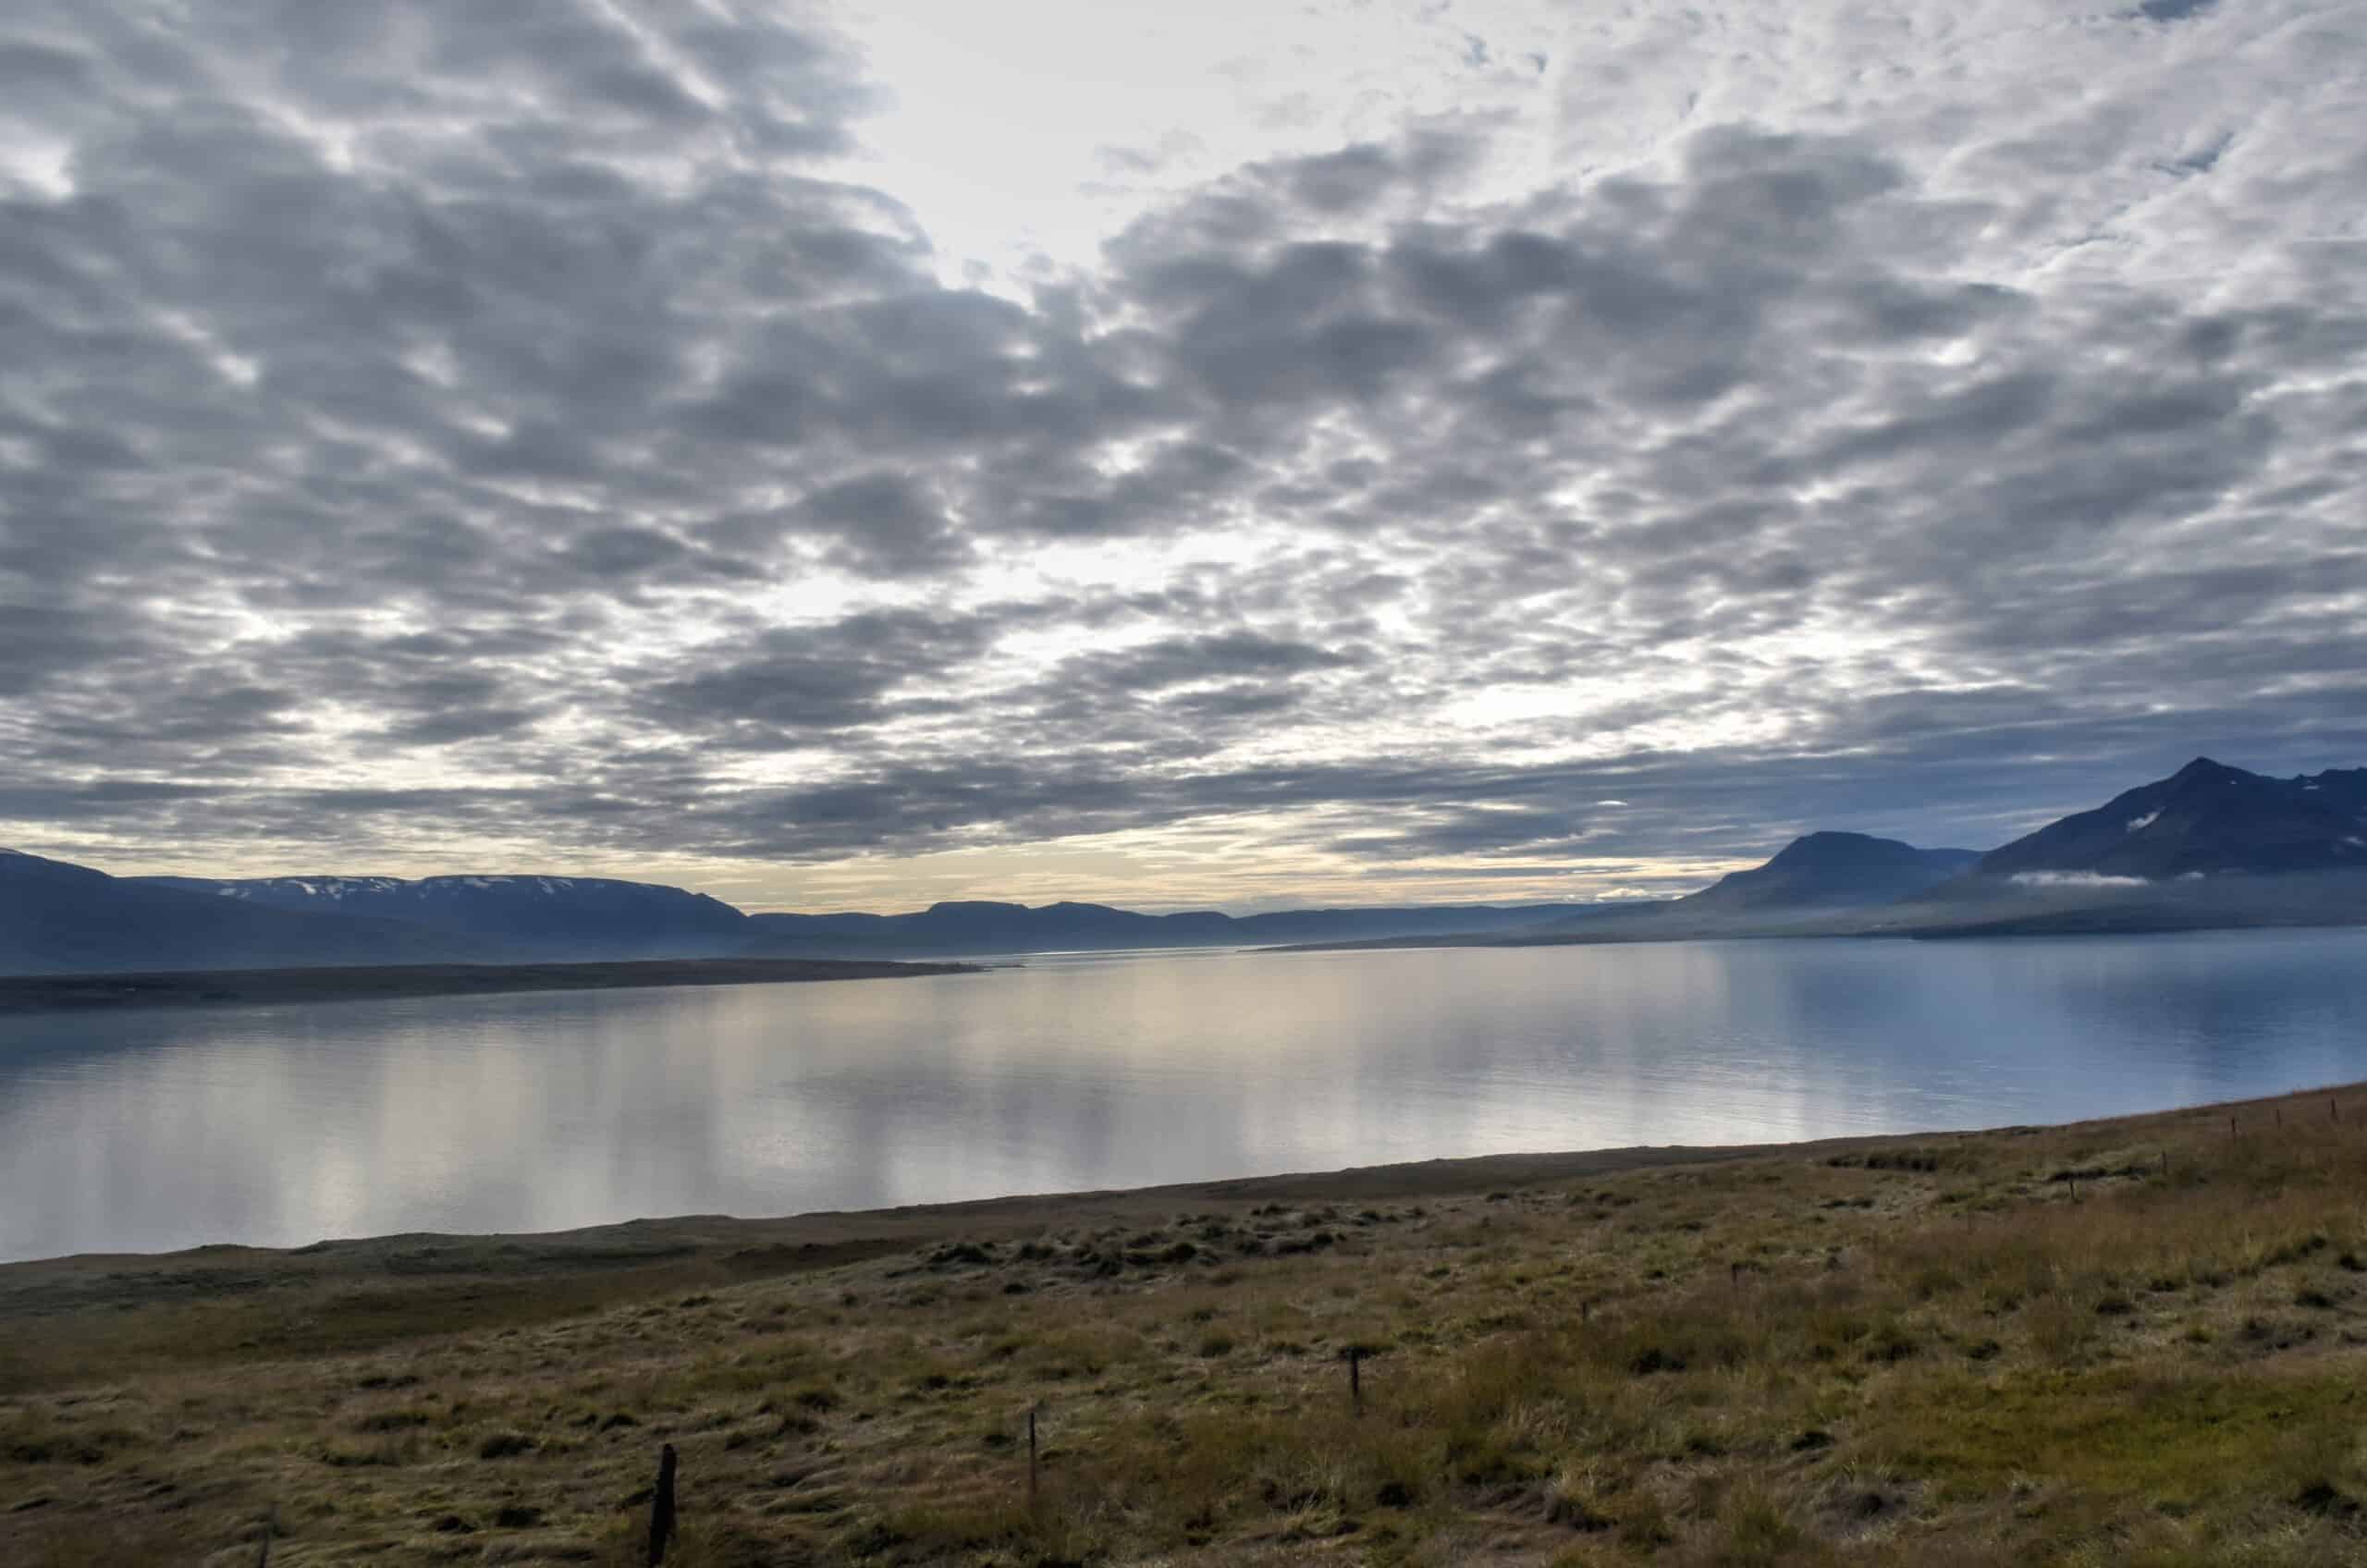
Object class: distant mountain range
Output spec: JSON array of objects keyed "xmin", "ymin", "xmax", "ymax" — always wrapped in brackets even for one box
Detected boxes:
[
  {"xmin": 1303, "ymin": 757, "xmax": 2367, "ymax": 951},
  {"xmin": 135, "ymin": 872, "xmax": 748, "ymax": 960},
  {"xmin": 6, "ymin": 756, "xmax": 2363, "ymax": 976},
  {"xmin": 0, "ymin": 850, "xmax": 482, "ymax": 975},
  {"xmin": 0, "ymin": 849, "xmax": 1595, "ymax": 975},
  {"xmin": 740, "ymin": 899, "xmax": 1604, "ymax": 959}
]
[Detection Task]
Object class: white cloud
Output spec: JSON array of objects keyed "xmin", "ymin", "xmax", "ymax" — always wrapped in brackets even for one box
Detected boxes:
[{"xmin": 2011, "ymin": 872, "xmax": 2152, "ymax": 889}]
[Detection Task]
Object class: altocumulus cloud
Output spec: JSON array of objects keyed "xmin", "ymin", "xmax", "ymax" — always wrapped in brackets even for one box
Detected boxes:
[{"xmin": 0, "ymin": 0, "xmax": 2362, "ymax": 906}]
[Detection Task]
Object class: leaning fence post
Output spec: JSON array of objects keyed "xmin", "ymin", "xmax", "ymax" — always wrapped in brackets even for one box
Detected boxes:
[
  {"xmin": 647, "ymin": 1443, "xmax": 677, "ymax": 1566},
  {"xmin": 254, "ymin": 1505, "xmax": 275, "ymax": 1568}
]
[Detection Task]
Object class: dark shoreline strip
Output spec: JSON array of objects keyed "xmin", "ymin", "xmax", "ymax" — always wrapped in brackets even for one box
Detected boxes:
[{"xmin": 0, "ymin": 956, "xmax": 982, "ymax": 1015}]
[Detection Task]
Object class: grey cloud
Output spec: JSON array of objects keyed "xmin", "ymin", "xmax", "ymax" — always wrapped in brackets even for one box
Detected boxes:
[{"xmin": 3, "ymin": 1, "xmax": 2362, "ymax": 896}]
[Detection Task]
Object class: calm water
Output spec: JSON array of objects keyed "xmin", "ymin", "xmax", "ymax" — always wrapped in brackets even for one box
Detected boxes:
[{"xmin": 5, "ymin": 931, "xmax": 2367, "ymax": 1262}]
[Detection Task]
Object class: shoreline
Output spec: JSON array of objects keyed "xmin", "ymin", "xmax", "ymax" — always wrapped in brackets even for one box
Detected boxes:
[
  {"xmin": 0, "ymin": 954, "xmax": 981, "ymax": 1015},
  {"xmin": 10, "ymin": 1080, "xmax": 2367, "ymax": 1564},
  {"xmin": 4, "ymin": 1081, "xmax": 2345, "ymax": 1290}
]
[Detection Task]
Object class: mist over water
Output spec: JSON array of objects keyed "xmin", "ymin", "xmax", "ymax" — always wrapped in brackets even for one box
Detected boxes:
[{"xmin": 6, "ymin": 930, "xmax": 2366, "ymax": 1263}]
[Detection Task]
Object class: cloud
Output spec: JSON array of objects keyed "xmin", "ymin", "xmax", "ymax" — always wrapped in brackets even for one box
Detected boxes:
[
  {"xmin": 2011, "ymin": 872, "xmax": 2152, "ymax": 889},
  {"xmin": 2, "ymin": 0, "xmax": 2362, "ymax": 905}
]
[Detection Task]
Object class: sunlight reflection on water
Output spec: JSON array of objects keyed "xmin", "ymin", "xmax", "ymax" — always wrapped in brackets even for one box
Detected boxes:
[{"xmin": 5, "ymin": 930, "xmax": 2365, "ymax": 1260}]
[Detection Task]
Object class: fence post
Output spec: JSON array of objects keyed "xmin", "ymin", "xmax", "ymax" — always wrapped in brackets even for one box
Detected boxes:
[
  {"xmin": 647, "ymin": 1443, "xmax": 677, "ymax": 1566},
  {"xmin": 1027, "ymin": 1405, "xmax": 1039, "ymax": 1508},
  {"xmin": 1348, "ymin": 1347, "xmax": 1363, "ymax": 1415},
  {"xmin": 254, "ymin": 1506, "xmax": 275, "ymax": 1568}
]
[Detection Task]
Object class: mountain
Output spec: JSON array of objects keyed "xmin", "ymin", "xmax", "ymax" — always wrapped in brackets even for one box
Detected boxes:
[
  {"xmin": 6, "ymin": 849, "xmax": 1606, "ymax": 974},
  {"xmin": 742, "ymin": 899, "xmax": 1589, "ymax": 957},
  {"xmin": 130, "ymin": 872, "xmax": 751, "ymax": 961},
  {"xmin": 1977, "ymin": 757, "xmax": 2367, "ymax": 880},
  {"xmin": 0, "ymin": 850, "xmax": 481, "ymax": 975},
  {"xmin": 1675, "ymin": 832, "xmax": 1982, "ymax": 913}
]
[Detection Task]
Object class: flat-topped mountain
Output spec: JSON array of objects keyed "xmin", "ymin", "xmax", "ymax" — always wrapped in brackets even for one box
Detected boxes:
[
  {"xmin": 1, "ymin": 851, "xmax": 1594, "ymax": 975},
  {"xmin": 133, "ymin": 872, "xmax": 749, "ymax": 961},
  {"xmin": 1978, "ymin": 757, "xmax": 2367, "ymax": 880},
  {"xmin": 0, "ymin": 850, "xmax": 480, "ymax": 975}
]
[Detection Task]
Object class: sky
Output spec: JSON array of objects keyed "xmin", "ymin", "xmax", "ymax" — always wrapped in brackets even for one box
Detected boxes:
[{"xmin": 1, "ymin": 0, "xmax": 2362, "ymax": 914}]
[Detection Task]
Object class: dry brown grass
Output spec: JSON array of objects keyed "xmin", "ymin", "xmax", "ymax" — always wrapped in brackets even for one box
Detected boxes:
[{"xmin": 9, "ymin": 1086, "xmax": 2367, "ymax": 1564}]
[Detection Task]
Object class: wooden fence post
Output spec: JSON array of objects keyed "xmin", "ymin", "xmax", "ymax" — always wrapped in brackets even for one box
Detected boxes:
[
  {"xmin": 254, "ymin": 1506, "xmax": 275, "ymax": 1568},
  {"xmin": 1027, "ymin": 1405, "xmax": 1039, "ymax": 1508},
  {"xmin": 647, "ymin": 1443, "xmax": 677, "ymax": 1566},
  {"xmin": 1348, "ymin": 1347, "xmax": 1363, "ymax": 1415}
]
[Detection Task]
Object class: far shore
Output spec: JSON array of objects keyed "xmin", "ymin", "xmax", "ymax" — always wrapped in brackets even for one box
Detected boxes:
[{"xmin": 0, "ymin": 954, "xmax": 981, "ymax": 1015}]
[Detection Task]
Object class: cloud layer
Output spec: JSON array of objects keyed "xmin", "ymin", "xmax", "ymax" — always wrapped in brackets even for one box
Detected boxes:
[{"xmin": 3, "ymin": 0, "xmax": 2362, "ymax": 909}]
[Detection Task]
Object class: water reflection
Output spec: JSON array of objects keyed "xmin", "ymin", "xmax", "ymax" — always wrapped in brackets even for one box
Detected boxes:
[{"xmin": 5, "ymin": 930, "xmax": 2365, "ymax": 1261}]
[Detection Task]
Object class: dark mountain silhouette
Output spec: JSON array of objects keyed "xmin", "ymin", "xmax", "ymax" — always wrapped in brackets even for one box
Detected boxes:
[
  {"xmin": 133, "ymin": 872, "xmax": 750, "ymax": 961},
  {"xmin": 3, "ymin": 850, "xmax": 1606, "ymax": 974},
  {"xmin": 742, "ymin": 899, "xmax": 1591, "ymax": 957},
  {"xmin": 0, "ymin": 850, "xmax": 480, "ymax": 975},
  {"xmin": 1975, "ymin": 757, "xmax": 2367, "ymax": 880},
  {"xmin": 13, "ymin": 754, "xmax": 2363, "ymax": 976},
  {"xmin": 1675, "ymin": 832, "xmax": 1981, "ymax": 913}
]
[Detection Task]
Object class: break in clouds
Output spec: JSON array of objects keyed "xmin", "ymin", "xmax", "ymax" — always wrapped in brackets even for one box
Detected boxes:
[{"xmin": 2, "ymin": 0, "xmax": 2363, "ymax": 908}]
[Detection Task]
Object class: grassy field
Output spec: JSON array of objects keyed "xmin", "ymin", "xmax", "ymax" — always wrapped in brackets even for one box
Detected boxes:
[{"xmin": 8, "ymin": 1086, "xmax": 2367, "ymax": 1565}]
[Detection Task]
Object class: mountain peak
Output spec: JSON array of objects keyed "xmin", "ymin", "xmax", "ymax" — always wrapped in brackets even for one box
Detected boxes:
[
  {"xmin": 1981, "ymin": 755, "xmax": 2367, "ymax": 878},
  {"xmin": 1770, "ymin": 830, "xmax": 1895, "ymax": 856},
  {"xmin": 1686, "ymin": 834, "xmax": 1981, "ymax": 912}
]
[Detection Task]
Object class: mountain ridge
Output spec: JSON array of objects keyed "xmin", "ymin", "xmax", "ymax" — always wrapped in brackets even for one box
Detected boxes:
[
  {"xmin": 1975, "ymin": 757, "xmax": 2367, "ymax": 880},
  {"xmin": 10, "ymin": 753, "xmax": 2366, "ymax": 976}
]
